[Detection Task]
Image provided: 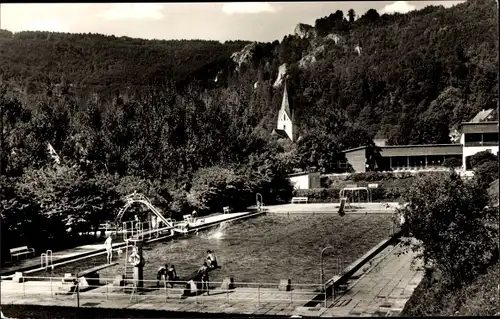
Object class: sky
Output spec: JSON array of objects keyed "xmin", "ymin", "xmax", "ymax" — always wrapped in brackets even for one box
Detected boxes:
[{"xmin": 1, "ymin": 1, "xmax": 465, "ymax": 43}]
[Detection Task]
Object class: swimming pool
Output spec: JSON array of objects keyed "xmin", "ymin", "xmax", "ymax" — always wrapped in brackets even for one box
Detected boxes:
[{"xmin": 33, "ymin": 213, "xmax": 393, "ymax": 285}]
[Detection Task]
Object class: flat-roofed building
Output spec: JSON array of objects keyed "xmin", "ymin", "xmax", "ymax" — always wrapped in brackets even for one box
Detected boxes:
[
  {"xmin": 339, "ymin": 109, "xmax": 498, "ymax": 173},
  {"xmin": 288, "ymin": 171, "xmax": 321, "ymax": 189},
  {"xmin": 340, "ymin": 144, "xmax": 463, "ymax": 173}
]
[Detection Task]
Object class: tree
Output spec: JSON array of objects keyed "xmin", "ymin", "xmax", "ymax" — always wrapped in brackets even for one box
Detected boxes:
[
  {"xmin": 398, "ymin": 172, "xmax": 498, "ymax": 287},
  {"xmin": 0, "ymin": 89, "xmax": 33, "ymax": 176},
  {"xmin": 18, "ymin": 165, "xmax": 122, "ymax": 237},
  {"xmin": 348, "ymin": 9, "xmax": 356, "ymax": 23},
  {"xmin": 361, "ymin": 9, "xmax": 380, "ymax": 23},
  {"xmin": 187, "ymin": 166, "xmax": 246, "ymax": 213}
]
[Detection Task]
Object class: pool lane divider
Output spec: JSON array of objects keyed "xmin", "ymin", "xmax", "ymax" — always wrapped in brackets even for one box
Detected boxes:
[{"xmin": 1, "ymin": 210, "xmax": 266, "ymax": 279}]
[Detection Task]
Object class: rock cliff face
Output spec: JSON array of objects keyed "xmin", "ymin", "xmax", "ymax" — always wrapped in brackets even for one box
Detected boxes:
[
  {"xmin": 231, "ymin": 42, "xmax": 257, "ymax": 71},
  {"xmin": 355, "ymin": 45, "xmax": 362, "ymax": 56},
  {"xmin": 294, "ymin": 23, "xmax": 317, "ymax": 39},
  {"xmin": 299, "ymin": 45, "xmax": 325, "ymax": 69},
  {"xmin": 324, "ymin": 33, "xmax": 342, "ymax": 45},
  {"xmin": 299, "ymin": 55, "xmax": 317, "ymax": 69},
  {"xmin": 273, "ymin": 63, "xmax": 287, "ymax": 88}
]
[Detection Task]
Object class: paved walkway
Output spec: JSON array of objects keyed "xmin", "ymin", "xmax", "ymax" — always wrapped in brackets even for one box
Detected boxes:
[
  {"xmin": 265, "ymin": 202, "xmax": 399, "ymax": 214},
  {"xmin": 293, "ymin": 243, "xmax": 422, "ymax": 317},
  {"xmin": 1, "ymin": 241, "xmax": 127, "ymax": 277},
  {"xmin": 1, "ymin": 243, "xmax": 423, "ymax": 317}
]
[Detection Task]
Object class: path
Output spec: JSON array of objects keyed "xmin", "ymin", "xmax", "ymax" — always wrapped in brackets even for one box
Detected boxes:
[
  {"xmin": 293, "ymin": 243, "xmax": 422, "ymax": 317},
  {"xmin": 1, "ymin": 241, "xmax": 127, "ymax": 277},
  {"xmin": 265, "ymin": 202, "xmax": 400, "ymax": 214}
]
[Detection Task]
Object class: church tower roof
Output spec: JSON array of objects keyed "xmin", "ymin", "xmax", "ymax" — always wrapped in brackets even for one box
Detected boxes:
[{"xmin": 281, "ymin": 82, "xmax": 292, "ymax": 119}]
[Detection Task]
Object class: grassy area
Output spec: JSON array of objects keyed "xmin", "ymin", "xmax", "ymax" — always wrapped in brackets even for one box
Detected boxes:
[{"xmin": 0, "ymin": 304, "xmax": 287, "ymax": 318}]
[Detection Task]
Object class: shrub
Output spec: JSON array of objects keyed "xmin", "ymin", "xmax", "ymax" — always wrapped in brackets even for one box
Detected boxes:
[
  {"xmin": 443, "ymin": 157, "xmax": 462, "ymax": 169},
  {"xmin": 349, "ymin": 171, "xmax": 388, "ymax": 182},
  {"xmin": 469, "ymin": 151, "xmax": 498, "ymax": 169},
  {"xmin": 398, "ymin": 172, "xmax": 498, "ymax": 287},
  {"xmin": 474, "ymin": 160, "xmax": 499, "ymax": 189},
  {"xmin": 292, "ymin": 185, "xmax": 403, "ymax": 202},
  {"xmin": 292, "ymin": 188, "xmax": 339, "ymax": 203}
]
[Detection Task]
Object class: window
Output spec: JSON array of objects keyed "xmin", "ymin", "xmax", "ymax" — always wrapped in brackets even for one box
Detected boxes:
[{"xmin": 283, "ymin": 125, "xmax": 286, "ymax": 130}]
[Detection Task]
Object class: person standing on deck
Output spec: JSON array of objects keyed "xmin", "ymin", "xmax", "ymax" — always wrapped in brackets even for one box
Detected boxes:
[
  {"xmin": 156, "ymin": 264, "xmax": 168, "ymax": 287},
  {"xmin": 198, "ymin": 262, "xmax": 209, "ymax": 295},
  {"xmin": 151, "ymin": 215, "xmax": 157, "ymax": 229},
  {"xmin": 104, "ymin": 234, "xmax": 113, "ymax": 264},
  {"xmin": 134, "ymin": 214, "xmax": 141, "ymax": 231}
]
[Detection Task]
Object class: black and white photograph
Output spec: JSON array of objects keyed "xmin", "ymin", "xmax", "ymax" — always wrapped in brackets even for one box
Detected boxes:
[{"xmin": 0, "ymin": 1, "xmax": 498, "ymax": 318}]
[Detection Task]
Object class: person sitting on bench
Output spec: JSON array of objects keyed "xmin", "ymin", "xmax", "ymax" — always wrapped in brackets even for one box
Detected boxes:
[
  {"xmin": 206, "ymin": 250, "xmax": 217, "ymax": 269},
  {"xmin": 166, "ymin": 264, "xmax": 177, "ymax": 287},
  {"xmin": 156, "ymin": 264, "xmax": 168, "ymax": 287}
]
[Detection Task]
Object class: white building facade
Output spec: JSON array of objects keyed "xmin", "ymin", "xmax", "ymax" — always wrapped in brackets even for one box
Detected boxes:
[
  {"xmin": 460, "ymin": 121, "xmax": 499, "ymax": 170},
  {"xmin": 288, "ymin": 172, "xmax": 321, "ymax": 190}
]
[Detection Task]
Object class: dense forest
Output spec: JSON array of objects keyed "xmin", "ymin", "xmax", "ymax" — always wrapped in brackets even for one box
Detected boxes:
[{"xmin": 0, "ymin": 0, "xmax": 498, "ymax": 255}]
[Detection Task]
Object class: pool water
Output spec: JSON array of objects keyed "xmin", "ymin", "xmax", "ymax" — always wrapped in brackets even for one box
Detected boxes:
[{"xmin": 35, "ymin": 213, "xmax": 393, "ymax": 285}]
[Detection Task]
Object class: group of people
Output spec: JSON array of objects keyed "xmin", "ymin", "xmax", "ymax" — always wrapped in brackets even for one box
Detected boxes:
[
  {"xmin": 156, "ymin": 263, "xmax": 178, "ymax": 287},
  {"xmin": 196, "ymin": 250, "xmax": 217, "ymax": 295},
  {"xmin": 155, "ymin": 250, "xmax": 218, "ymax": 293}
]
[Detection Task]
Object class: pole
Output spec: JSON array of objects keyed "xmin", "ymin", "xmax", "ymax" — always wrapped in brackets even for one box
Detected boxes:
[
  {"xmin": 320, "ymin": 246, "xmax": 334, "ymax": 292},
  {"xmin": 76, "ymin": 282, "xmax": 80, "ymax": 308}
]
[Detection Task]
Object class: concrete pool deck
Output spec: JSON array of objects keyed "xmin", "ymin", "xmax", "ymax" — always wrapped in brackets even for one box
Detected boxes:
[
  {"xmin": 0, "ymin": 242, "xmax": 129, "ymax": 277},
  {"xmin": 265, "ymin": 202, "xmax": 400, "ymax": 214},
  {"xmin": 0, "ymin": 244, "xmax": 423, "ymax": 317}
]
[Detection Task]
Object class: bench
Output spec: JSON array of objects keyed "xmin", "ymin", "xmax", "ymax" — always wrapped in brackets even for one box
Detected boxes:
[
  {"xmin": 10, "ymin": 246, "xmax": 35, "ymax": 261},
  {"xmin": 291, "ymin": 197, "xmax": 308, "ymax": 204}
]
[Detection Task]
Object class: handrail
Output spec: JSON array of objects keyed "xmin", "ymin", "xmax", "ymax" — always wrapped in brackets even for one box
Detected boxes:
[
  {"xmin": 114, "ymin": 193, "xmax": 174, "ymax": 231},
  {"xmin": 7, "ymin": 275, "xmax": 327, "ymax": 308},
  {"xmin": 10, "ymin": 275, "xmax": 325, "ymax": 288},
  {"xmin": 40, "ymin": 250, "xmax": 54, "ymax": 270}
]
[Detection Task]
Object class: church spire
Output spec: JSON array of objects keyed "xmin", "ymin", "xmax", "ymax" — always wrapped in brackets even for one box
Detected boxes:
[{"xmin": 281, "ymin": 81, "xmax": 292, "ymax": 119}]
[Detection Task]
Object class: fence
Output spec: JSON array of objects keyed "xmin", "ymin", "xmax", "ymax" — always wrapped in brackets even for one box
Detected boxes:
[{"xmin": 4, "ymin": 276, "xmax": 328, "ymax": 308}]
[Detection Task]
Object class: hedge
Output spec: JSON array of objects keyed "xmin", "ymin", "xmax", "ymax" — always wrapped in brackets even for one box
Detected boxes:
[{"xmin": 292, "ymin": 185, "xmax": 404, "ymax": 203}]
